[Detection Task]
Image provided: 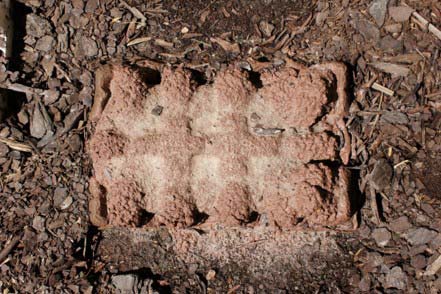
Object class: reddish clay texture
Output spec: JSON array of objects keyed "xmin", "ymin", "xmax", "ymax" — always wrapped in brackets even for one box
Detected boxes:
[{"xmin": 88, "ymin": 62, "xmax": 352, "ymax": 229}]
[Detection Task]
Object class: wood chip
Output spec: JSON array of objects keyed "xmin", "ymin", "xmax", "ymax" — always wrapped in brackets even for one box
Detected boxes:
[
  {"xmin": 424, "ymin": 255, "xmax": 441, "ymax": 276},
  {"xmin": 121, "ymin": 0, "xmax": 147, "ymax": 28},
  {"xmin": 382, "ymin": 53, "xmax": 427, "ymax": 64},
  {"xmin": 210, "ymin": 37, "xmax": 240, "ymax": 54},
  {"xmin": 370, "ymin": 62, "xmax": 410, "ymax": 77}
]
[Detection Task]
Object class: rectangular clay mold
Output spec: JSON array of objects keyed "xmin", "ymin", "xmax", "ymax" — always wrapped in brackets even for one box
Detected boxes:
[{"xmin": 88, "ymin": 62, "xmax": 352, "ymax": 229}]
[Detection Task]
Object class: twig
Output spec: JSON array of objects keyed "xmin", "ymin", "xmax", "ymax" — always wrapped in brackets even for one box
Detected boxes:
[
  {"xmin": 424, "ymin": 255, "xmax": 441, "ymax": 276},
  {"xmin": 0, "ymin": 137, "xmax": 33, "ymax": 153},
  {"xmin": 121, "ymin": 0, "xmax": 147, "ymax": 28},
  {"xmin": 127, "ymin": 36, "xmax": 152, "ymax": 46},
  {"xmin": 0, "ymin": 235, "xmax": 21, "ymax": 264},
  {"xmin": 0, "ymin": 81, "xmax": 43, "ymax": 95},
  {"xmin": 371, "ymin": 82, "xmax": 394, "ymax": 96},
  {"xmin": 406, "ymin": 5, "xmax": 441, "ymax": 41},
  {"xmin": 428, "ymin": 23, "xmax": 441, "ymax": 40},
  {"xmin": 394, "ymin": 160, "xmax": 411, "ymax": 169},
  {"xmin": 369, "ymin": 93, "xmax": 384, "ymax": 138},
  {"xmin": 411, "ymin": 11, "xmax": 429, "ymax": 30},
  {"xmin": 426, "ymin": 91, "xmax": 441, "ymax": 99},
  {"xmin": 227, "ymin": 285, "xmax": 241, "ymax": 294},
  {"xmin": 54, "ymin": 63, "xmax": 72, "ymax": 83}
]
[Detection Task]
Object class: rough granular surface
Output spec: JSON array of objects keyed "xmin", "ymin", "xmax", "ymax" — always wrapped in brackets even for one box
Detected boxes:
[{"xmin": 88, "ymin": 62, "xmax": 352, "ymax": 229}]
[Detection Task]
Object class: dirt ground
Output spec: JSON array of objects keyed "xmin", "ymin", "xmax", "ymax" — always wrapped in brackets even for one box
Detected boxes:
[{"xmin": 0, "ymin": 0, "xmax": 440, "ymax": 293}]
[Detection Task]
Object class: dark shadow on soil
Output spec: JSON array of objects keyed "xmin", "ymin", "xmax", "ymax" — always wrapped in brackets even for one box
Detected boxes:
[
  {"xmin": 0, "ymin": 89, "xmax": 26, "ymax": 121},
  {"xmin": 189, "ymin": 68, "xmax": 208, "ymax": 87},
  {"xmin": 375, "ymin": 193, "xmax": 385, "ymax": 222},
  {"xmin": 342, "ymin": 61, "xmax": 366, "ymax": 215},
  {"xmin": 8, "ymin": 1, "xmax": 32, "ymax": 72},
  {"xmin": 193, "ymin": 208, "xmax": 209, "ymax": 226},
  {"xmin": 247, "ymin": 70, "xmax": 263, "ymax": 89},
  {"xmin": 72, "ymin": 226, "xmax": 99, "ymax": 262},
  {"xmin": 139, "ymin": 209, "xmax": 156, "ymax": 226},
  {"xmin": 349, "ymin": 169, "xmax": 364, "ymax": 216},
  {"xmin": 71, "ymin": 226, "xmax": 104, "ymax": 287},
  {"xmin": 137, "ymin": 67, "xmax": 162, "ymax": 87}
]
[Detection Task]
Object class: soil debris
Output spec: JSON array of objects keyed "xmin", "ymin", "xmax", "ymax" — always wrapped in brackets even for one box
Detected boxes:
[{"xmin": 1, "ymin": 0, "xmax": 441, "ymax": 292}]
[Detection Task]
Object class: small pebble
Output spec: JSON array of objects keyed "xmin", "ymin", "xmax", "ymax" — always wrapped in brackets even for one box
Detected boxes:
[{"xmin": 372, "ymin": 228, "xmax": 391, "ymax": 247}]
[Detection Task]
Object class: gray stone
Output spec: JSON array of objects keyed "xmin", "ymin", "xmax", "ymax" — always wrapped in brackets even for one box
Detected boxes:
[
  {"xmin": 17, "ymin": 109, "xmax": 29, "ymax": 125},
  {"xmin": 53, "ymin": 187, "xmax": 68, "ymax": 208},
  {"xmin": 371, "ymin": 62, "xmax": 410, "ymax": 77},
  {"xmin": 369, "ymin": 0, "xmax": 389, "ymax": 27},
  {"xmin": 372, "ymin": 228, "xmax": 391, "ymax": 247},
  {"xmin": 30, "ymin": 103, "xmax": 47, "ymax": 139},
  {"xmin": 384, "ymin": 23, "xmax": 402, "ymax": 34},
  {"xmin": 370, "ymin": 159, "xmax": 393, "ymax": 191},
  {"xmin": 42, "ymin": 89, "xmax": 60, "ymax": 105},
  {"xmin": 429, "ymin": 234, "xmax": 441, "ymax": 250},
  {"xmin": 404, "ymin": 228, "xmax": 438, "ymax": 246},
  {"xmin": 379, "ymin": 35, "xmax": 403, "ymax": 52},
  {"xmin": 359, "ymin": 274, "xmax": 371, "ymax": 292},
  {"xmin": 0, "ymin": 142, "xmax": 8, "ymax": 157},
  {"xmin": 389, "ymin": 6, "xmax": 414, "ymax": 22},
  {"xmin": 32, "ymin": 215, "xmax": 45, "ymax": 232},
  {"xmin": 364, "ymin": 251, "xmax": 384, "ymax": 272},
  {"xmin": 411, "ymin": 254, "xmax": 427, "ymax": 269},
  {"xmin": 258, "ymin": 20, "xmax": 275, "ymax": 38},
  {"xmin": 432, "ymin": 277, "xmax": 441, "ymax": 292},
  {"xmin": 85, "ymin": 0, "xmax": 99, "ymax": 13},
  {"xmin": 389, "ymin": 216, "xmax": 412, "ymax": 233},
  {"xmin": 26, "ymin": 14, "xmax": 52, "ymax": 38},
  {"xmin": 384, "ymin": 266, "xmax": 407, "ymax": 290},
  {"xmin": 35, "ymin": 36, "xmax": 55, "ymax": 52},
  {"xmin": 357, "ymin": 17, "xmax": 380, "ymax": 43},
  {"xmin": 76, "ymin": 36, "xmax": 98, "ymax": 57},
  {"xmin": 111, "ymin": 274, "xmax": 138, "ymax": 293},
  {"xmin": 409, "ymin": 244, "xmax": 427, "ymax": 256}
]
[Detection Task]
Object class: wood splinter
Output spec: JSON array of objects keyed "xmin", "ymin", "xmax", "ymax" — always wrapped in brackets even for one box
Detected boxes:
[
  {"xmin": 0, "ymin": 235, "xmax": 21, "ymax": 265},
  {"xmin": 371, "ymin": 82, "xmax": 394, "ymax": 96},
  {"xmin": 405, "ymin": 4, "xmax": 441, "ymax": 41}
]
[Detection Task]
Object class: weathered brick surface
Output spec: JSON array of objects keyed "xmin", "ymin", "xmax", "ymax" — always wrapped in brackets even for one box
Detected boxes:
[{"xmin": 88, "ymin": 63, "xmax": 352, "ymax": 228}]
